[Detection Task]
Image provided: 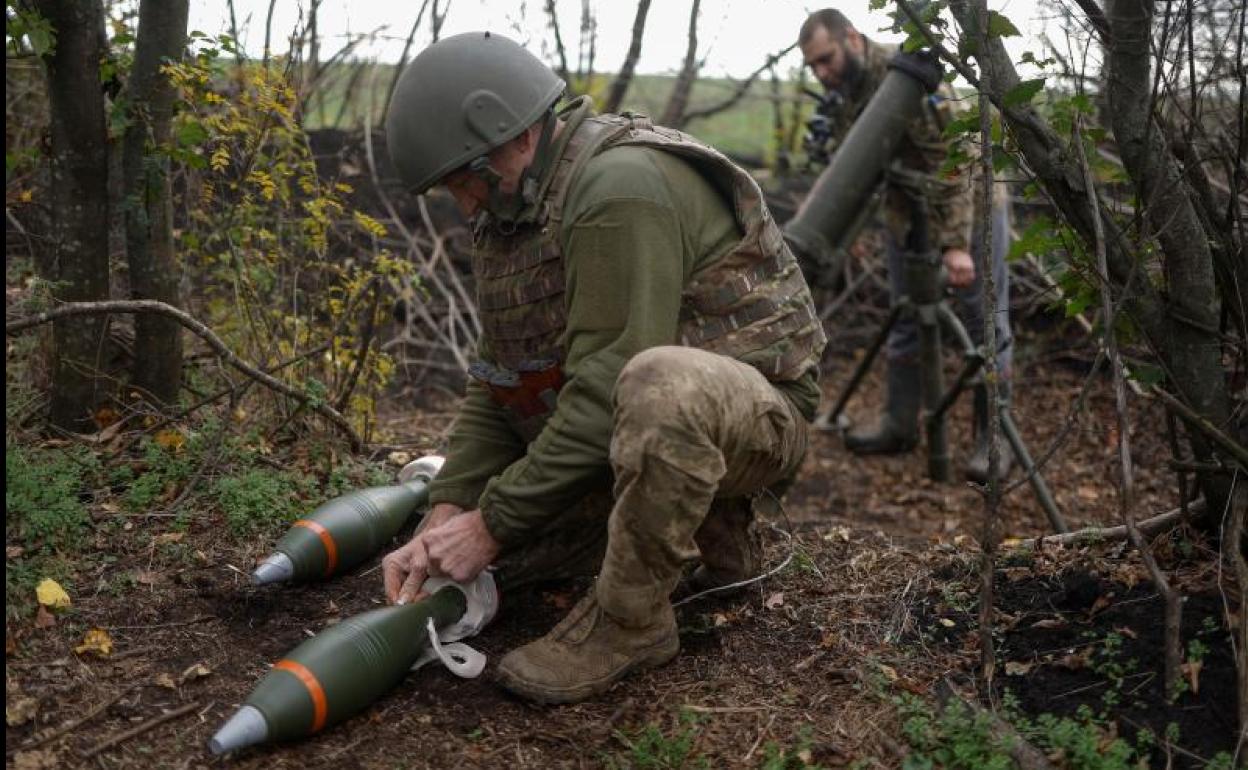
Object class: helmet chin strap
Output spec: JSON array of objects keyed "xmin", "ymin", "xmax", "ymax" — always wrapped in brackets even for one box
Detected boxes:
[{"xmin": 471, "ymin": 109, "xmax": 559, "ymax": 225}]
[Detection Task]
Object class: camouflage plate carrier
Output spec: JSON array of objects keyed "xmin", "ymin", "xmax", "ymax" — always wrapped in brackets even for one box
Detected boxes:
[{"xmin": 469, "ymin": 102, "xmax": 827, "ymax": 439}]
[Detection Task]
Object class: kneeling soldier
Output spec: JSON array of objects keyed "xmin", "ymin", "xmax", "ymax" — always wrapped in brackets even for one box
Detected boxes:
[{"xmin": 381, "ymin": 31, "xmax": 826, "ymax": 703}]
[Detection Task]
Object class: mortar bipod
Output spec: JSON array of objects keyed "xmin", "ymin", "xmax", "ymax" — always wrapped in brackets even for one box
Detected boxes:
[{"xmin": 813, "ymin": 249, "xmax": 1069, "ymax": 535}]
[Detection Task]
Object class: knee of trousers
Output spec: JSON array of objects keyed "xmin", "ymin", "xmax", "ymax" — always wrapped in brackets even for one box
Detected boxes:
[
  {"xmin": 611, "ymin": 346, "xmax": 726, "ymax": 486},
  {"xmin": 613, "ymin": 346, "xmax": 710, "ymax": 411}
]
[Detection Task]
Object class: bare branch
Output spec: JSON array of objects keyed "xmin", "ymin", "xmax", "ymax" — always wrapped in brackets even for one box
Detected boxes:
[
  {"xmin": 681, "ymin": 42, "xmax": 797, "ymax": 125},
  {"xmin": 1071, "ymin": 0, "xmax": 1112, "ymax": 42},
  {"xmin": 660, "ymin": 0, "xmax": 703, "ymax": 128},
  {"xmin": 1076, "ymin": 113, "xmax": 1183, "ymax": 699},
  {"xmin": 604, "ymin": 0, "xmax": 653, "ymax": 113},
  {"xmin": 382, "ymin": 0, "xmax": 432, "ymax": 123},
  {"xmin": 5, "ymin": 300, "xmax": 363, "ymax": 450},
  {"xmin": 544, "ymin": 0, "xmax": 571, "ymax": 85}
]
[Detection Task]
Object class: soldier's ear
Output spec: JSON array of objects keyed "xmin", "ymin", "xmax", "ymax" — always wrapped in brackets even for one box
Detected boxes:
[{"xmin": 845, "ymin": 28, "xmax": 864, "ymax": 55}]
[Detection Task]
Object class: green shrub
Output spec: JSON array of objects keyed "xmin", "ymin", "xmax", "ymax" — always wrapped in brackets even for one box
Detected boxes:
[
  {"xmin": 6, "ymin": 444, "xmax": 99, "ymax": 551},
  {"xmin": 212, "ymin": 467, "xmax": 312, "ymax": 536}
]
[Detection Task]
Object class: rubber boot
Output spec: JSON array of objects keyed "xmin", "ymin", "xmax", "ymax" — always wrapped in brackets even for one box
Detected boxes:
[
  {"xmin": 495, "ymin": 589, "xmax": 679, "ymax": 704},
  {"xmin": 845, "ymin": 361, "xmax": 921, "ymax": 455},
  {"xmin": 966, "ymin": 379, "xmax": 1014, "ymax": 483},
  {"xmin": 688, "ymin": 497, "xmax": 761, "ymax": 592}
]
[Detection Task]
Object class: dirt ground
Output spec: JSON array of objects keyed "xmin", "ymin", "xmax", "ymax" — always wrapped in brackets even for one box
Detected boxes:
[{"xmin": 5, "ymin": 312, "xmax": 1242, "ymax": 768}]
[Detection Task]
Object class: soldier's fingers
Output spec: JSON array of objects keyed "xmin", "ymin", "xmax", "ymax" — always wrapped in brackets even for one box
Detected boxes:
[
  {"xmin": 382, "ymin": 554, "xmax": 406, "ymax": 604},
  {"xmin": 396, "ymin": 563, "xmax": 428, "ymax": 605}
]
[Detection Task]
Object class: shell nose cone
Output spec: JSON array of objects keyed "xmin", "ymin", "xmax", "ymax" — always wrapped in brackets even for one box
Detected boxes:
[
  {"xmin": 252, "ymin": 552, "xmax": 295, "ymax": 586},
  {"xmin": 209, "ymin": 705, "xmax": 269, "ymax": 755}
]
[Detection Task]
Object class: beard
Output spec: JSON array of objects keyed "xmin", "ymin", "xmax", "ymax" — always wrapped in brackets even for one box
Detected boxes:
[{"xmin": 837, "ymin": 49, "xmax": 866, "ymax": 101}]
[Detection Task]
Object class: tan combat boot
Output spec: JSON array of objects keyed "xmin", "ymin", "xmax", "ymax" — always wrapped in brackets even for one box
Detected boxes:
[{"xmin": 495, "ymin": 591, "xmax": 679, "ymax": 704}]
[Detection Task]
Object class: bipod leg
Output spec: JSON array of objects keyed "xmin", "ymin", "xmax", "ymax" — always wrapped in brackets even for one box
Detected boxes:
[
  {"xmin": 815, "ymin": 301, "xmax": 906, "ymax": 430},
  {"xmin": 917, "ymin": 299, "xmax": 949, "ymax": 482},
  {"xmin": 930, "ymin": 302, "xmax": 984, "ymax": 424},
  {"xmin": 999, "ymin": 409, "xmax": 1069, "ymax": 534}
]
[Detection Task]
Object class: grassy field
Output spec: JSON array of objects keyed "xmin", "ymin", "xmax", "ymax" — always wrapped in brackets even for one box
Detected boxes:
[{"xmin": 304, "ymin": 62, "xmax": 812, "ymax": 161}]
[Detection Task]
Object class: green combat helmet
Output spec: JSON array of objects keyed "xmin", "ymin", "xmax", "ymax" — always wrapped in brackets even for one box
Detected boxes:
[{"xmin": 385, "ymin": 31, "xmax": 566, "ymax": 208}]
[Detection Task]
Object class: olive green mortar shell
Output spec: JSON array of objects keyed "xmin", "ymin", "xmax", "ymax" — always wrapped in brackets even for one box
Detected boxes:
[
  {"xmin": 783, "ymin": 51, "xmax": 943, "ymax": 269},
  {"xmin": 253, "ymin": 455, "xmax": 444, "ymax": 585},
  {"xmin": 209, "ymin": 586, "xmax": 468, "ymax": 754}
]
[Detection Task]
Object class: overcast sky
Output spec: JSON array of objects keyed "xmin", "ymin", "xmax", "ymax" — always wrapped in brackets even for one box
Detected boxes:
[{"xmin": 187, "ymin": 0, "xmax": 1051, "ymax": 80}]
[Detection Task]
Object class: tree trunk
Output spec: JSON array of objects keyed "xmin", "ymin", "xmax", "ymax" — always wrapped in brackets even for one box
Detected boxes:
[
  {"xmin": 30, "ymin": 0, "xmax": 112, "ymax": 432},
  {"xmin": 122, "ymin": 0, "xmax": 189, "ymax": 407},
  {"xmin": 660, "ymin": 0, "xmax": 702, "ymax": 128},
  {"xmin": 1104, "ymin": 0, "xmax": 1232, "ymax": 513},
  {"xmin": 604, "ymin": 0, "xmax": 652, "ymax": 113},
  {"xmin": 943, "ymin": 0, "xmax": 1234, "ymax": 519}
]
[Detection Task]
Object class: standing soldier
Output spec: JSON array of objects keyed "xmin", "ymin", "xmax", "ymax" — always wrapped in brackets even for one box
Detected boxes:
[
  {"xmin": 380, "ymin": 32, "xmax": 826, "ymax": 703},
  {"xmin": 797, "ymin": 9, "xmax": 1015, "ymax": 482}
]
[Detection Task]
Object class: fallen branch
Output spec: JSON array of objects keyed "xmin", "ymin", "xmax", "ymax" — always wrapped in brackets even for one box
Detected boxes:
[
  {"xmin": 5, "ymin": 300, "xmax": 362, "ymax": 451},
  {"xmin": 81, "ymin": 700, "xmax": 200, "ymax": 759},
  {"xmin": 1012, "ymin": 500, "xmax": 1203, "ymax": 550}
]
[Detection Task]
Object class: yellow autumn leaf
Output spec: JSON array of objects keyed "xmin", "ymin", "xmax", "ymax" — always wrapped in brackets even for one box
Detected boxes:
[
  {"xmin": 35, "ymin": 579, "xmax": 70, "ymax": 610},
  {"xmin": 74, "ymin": 628, "xmax": 113, "ymax": 658},
  {"xmin": 153, "ymin": 428, "xmax": 186, "ymax": 452}
]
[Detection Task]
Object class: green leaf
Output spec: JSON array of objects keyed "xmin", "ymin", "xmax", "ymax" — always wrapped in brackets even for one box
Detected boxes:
[
  {"xmin": 1126, "ymin": 363, "xmax": 1164, "ymax": 386},
  {"xmin": 1003, "ymin": 78, "xmax": 1045, "ymax": 108},
  {"xmin": 987, "ymin": 11, "xmax": 1021, "ymax": 38},
  {"xmin": 176, "ymin": 120, "xmax": 209, "ymax": 148},
  {"xmin": 943, "ymin": 109, "xmax": 981, "ymax": 138},
  {"xmin": 991, "ymin": 145, "xmax": 1012, "ymax": 172}
]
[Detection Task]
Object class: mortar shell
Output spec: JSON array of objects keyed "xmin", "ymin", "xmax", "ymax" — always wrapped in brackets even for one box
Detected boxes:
[
  {"xmin": 209, "ymin": 585, "xmax": 467, "ymax": 753},
  {"xmin": 253, "ymin": 455, "xmax": 444, "ymax": 584}
]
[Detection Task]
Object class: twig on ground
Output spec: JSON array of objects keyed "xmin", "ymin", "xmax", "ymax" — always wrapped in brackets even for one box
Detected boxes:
[
  {"xmin": 742, "ymin": 712, "xmax": 777, "ymax": 764},
  {"xmin": 6, "ymin": 687, "xmax": 136, "ymax": 756},
  {"xmin": 80, "ymin": 700, "xmax": 200, "ymax": 759},
  {"xmin": 5, "ymin": 300, "xmax": 362, "ymax": 451},
  {"xmin": 1012, "ymin": 501, "xmax": 1203, "ymax": 550}
]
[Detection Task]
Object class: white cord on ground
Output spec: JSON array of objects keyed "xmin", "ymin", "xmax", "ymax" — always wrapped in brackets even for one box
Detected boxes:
[
  {"xmin": 672, "ymin": 521, "xmax": 796, "ymax": 608},
  {"xmin": 673, "ymin": 486, "xmax": 800, "ymax": 609}
]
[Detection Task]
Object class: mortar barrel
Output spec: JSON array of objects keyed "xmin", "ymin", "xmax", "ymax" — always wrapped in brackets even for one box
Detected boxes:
[{"xmin": 783, "ymin": 50, "xmax": 943, "ymax": 272}]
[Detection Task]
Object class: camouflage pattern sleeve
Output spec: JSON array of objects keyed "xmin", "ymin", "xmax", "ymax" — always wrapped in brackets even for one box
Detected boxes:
[{"xmin": 918, "ymin": 84, "xmax": 974, "ymax": 253}]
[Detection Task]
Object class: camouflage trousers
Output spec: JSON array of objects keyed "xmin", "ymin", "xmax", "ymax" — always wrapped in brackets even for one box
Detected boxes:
[{"xmin": 493, "ymin": 347, "xmax": 809, "ymax": 620}]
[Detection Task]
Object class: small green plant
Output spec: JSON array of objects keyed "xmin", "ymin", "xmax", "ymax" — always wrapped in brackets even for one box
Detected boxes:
[
  {"xmin": 5, "ymin": 441, "xmax": 108, "ymax": 619},
  {"xmin": 124, "ymin": 437, "xmax": 194, "ymax": 511},
  {"xmin": 6, "ymin": 444, "xmax": 99, "ymax": 551},
  {"xmin": 1083, "ymin": 630, "xmax": 1139, "ymax": 710},
  {"xmin": 211, "ymin": 467, "xmax": 312, "ymax": 536},
  {"xmin": 606, "ymin": 710, "xmax": 708, "ymax": 770},
  {"xmin": 760, "ymin": 726, "xmax": 825, "ymax": 769},
  {"xmin": 895, "ymin": 693, "xmax": 1013, "ymax": 770}
]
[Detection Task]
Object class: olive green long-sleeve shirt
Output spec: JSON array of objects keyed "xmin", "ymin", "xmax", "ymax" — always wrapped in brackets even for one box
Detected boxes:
[{"xmin": 427, "ymin": 118, "xmax": 819, "ymax": 548}]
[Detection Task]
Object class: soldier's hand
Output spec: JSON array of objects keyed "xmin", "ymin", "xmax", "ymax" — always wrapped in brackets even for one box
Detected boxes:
[
  {"xmin": 942, "ymin": 248, "xmax": 975, "ymax": 288},
  {"xmin": 424, "ymin": 510, "xmax": 500, "ymax": 584},
  {"xmin": 382, "ymin": 503, "xmax": 462, "ymax": 604}
]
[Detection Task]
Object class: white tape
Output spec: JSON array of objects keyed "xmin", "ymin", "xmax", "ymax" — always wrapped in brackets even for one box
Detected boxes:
[{"xmin": 409, "ymin": 571, "xmax": 499, "ymax": 678}]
